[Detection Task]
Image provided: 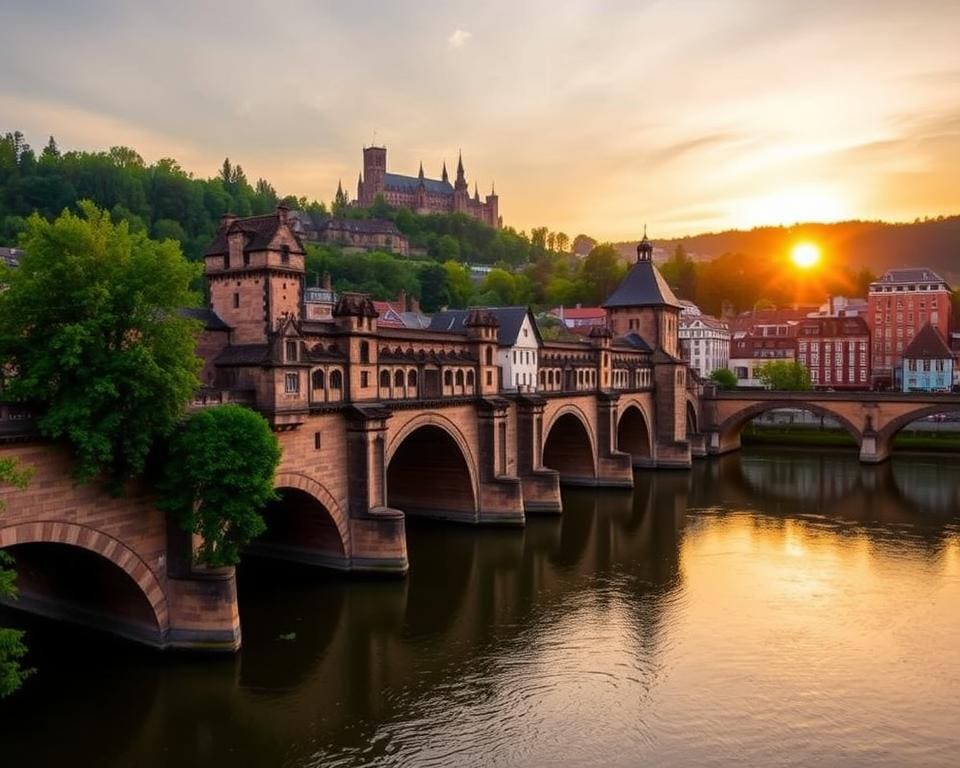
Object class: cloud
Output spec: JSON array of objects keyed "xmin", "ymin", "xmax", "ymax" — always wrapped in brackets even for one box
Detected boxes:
[{"xmin": 447, "ymin": 28, "xmax": 472, "ymax": 49}]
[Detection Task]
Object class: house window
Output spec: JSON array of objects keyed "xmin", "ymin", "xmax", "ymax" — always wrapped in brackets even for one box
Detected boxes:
[
  {"xmin": 233, "ymin": 292, "xmax": 240, "ymax": 308},
  {"xmin": 286, "ymin": 340, "xmax": 298, "ymax": 361},
  {"xmin": 380, "ymin": 370, "xmax": 390, "ymax": 388},
  {"xmin": 444, "ymin": 370, "xmax": 453, "ymax": 386},
  {"xmin": 243, "ymin": 252, "xmax": 250, "ymax": 267},
  {"xmin": 281, "ymin": 244, "xmax": 290, "ymax": 264},
  {"xmin": 312, "ymin": 369, "xmax": 325, "ymax": 389},
  {"xmin": 394, "ymin": 370, "xmax": 404, "ymax": 387},
  {"xmin": 330, "ymin": 370, "xmax": 342, "ymax": 389},
  {"xmin": 285, "ymin": 372, "xmax": 300, "ymax": 393},
  {"xmin": 408, "ymin": 370, "xmax": 418, "ymax": 387},
  {"xmin": 455, "ymin": 370, "xmax": 464, "ymax": 386},
  {"xmin": 361, "ymin": 371, "xmax": 369, "ymax": 387},
  {"xmin": 223, "ymin": 254, "xmax": 230, "ymax": 270},
  {"xmin": 314, "ymin": 431, "xmax": 322, "ymax": 450},
  {"xmin": 359, "ymin": 341, "xmax": 370, "ymax": 363}
]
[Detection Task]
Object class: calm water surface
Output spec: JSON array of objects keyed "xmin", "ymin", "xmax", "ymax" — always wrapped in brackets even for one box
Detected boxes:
[{"xmin": 2, "ymin": 449, "xmax": 959, "ymax": 767}]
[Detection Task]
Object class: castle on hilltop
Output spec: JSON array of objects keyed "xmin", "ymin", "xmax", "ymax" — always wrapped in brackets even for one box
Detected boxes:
[{"xmin": 356, "ymin": 146, "xmax": 500, "ymax": 228}]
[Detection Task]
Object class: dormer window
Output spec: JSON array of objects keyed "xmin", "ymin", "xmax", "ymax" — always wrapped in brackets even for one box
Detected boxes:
[
  {"xmin": 243, "ymin": 252, "xmax": 250, "ymax": 267},
  {"xmin": 223, "ymin": 253, "xmax": 230, "ymax": 269},
  {"xmin": 281, "ymin": 244, "xmax": 290, "ymax": 264},
  {"xmin": 286, "ymin": 340, "xmax": 298, "ymax": 361}
]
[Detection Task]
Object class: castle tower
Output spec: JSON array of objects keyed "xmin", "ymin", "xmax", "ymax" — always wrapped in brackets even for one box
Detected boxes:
[
  {"xmin": 203, "ymin": 205, "xmax": 306, "ymax": 345},
  {"xmin": 441, "ymin": 161, "xmax": 449, "ymax": 184},
  {"xmin": 361, "ymin": 145, "xmax": 387, "ymax": 206},
  {"xmin": 454, "ymin": 150, "xmax": 469, "ymax": 213},
  {"xmin": 485, "ymin": 182, "xmax": 499, "ymax": 229},
  {"xmin": 416, "ymin": 162, "xmax": 428, "ymax": 211}
]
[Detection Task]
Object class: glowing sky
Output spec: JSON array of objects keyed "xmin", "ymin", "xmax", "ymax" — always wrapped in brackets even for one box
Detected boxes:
[{"xmin": 2, "ymin": 0, "xmax": 959, "ymax": 239}]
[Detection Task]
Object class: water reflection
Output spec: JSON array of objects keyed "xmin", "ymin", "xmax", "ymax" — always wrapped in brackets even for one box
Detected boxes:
[{"xmin": 0, "ymin": 450, "xmax": 958, "ymax": 768}]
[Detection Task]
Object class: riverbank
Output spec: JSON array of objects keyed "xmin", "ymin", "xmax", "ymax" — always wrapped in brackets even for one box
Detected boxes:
[{"xmin": 742, "ymin": 426, "xmax": 960, "ymax": 452}]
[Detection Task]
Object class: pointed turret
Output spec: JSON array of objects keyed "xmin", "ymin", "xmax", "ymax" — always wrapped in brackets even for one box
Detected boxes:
[
  {"xmin": 455, "ymin": 149, "xmax": 467, "ymax": 192},
  {"xmin": 637, "ymin": 224, "xmax": 653, "ymax": 263},
  {"xmin": 418, "ymin": 161, "xmax": 424, "ymax": 181},
  {"xmin": 442, "ymin": 161, "xmax": 449, "ymax": 184},
  {"xmin": 474, "ymin": 182, "xmax": 480, "ymax": 202}
]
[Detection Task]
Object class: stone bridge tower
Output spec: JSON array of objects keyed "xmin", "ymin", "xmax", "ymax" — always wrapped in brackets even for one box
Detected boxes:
[{"xmin": 603, "ymin": 230, "xmax": 691, "ymax": 465}]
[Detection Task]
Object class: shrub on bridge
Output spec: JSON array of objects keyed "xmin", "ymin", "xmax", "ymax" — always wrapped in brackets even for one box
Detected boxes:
[
  {"xmin": 709, "ymin": 368, "xmax": 738, "ymax": 390},
  {"xmin": 0, "ymin": 457, "xmax": 34, "ymax": 698},
  {"xmin": 157, "ymin": 405, "xmax": 281, "ymax": 568},
  {"xmin": 756, "ymin": 360, "xmax": 812, "ymax": 391}
]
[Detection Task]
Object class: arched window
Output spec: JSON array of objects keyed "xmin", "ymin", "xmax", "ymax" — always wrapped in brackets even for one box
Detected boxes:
[
  {"xmin": 407, "ymin": 369, "xmax": 418, "ymax": 387},
  {"xmin": 359, "ymin": 340, "xmax": 370, "ymax": 363},
  {"xmin": 455, "ymin": 370, "xmax": 464, "ymax": 386},
  {"xmin": 485, "ymin": 347, "xmax": 493, "ymax": 366},
  {"xmin": 312, "ymin": 369, "xmax": 325, "ymax": 389},
  {"xmin": 380, "ymin": 370, "xmax": 390, "ymax": 388},
  {"xmin": 466, "ymin": 370, "xmax": 475, "ymax": 387},
  {"xmin": 394, "ymin": 370, "xmax": 404, "ymax": 387},
  {"xmin": 330, "ymin": 370, "xmax": 343, "ymax": 389},
  {"xmin": 444, "ymin": 370, "xmax": 453, "ymax": 386}
]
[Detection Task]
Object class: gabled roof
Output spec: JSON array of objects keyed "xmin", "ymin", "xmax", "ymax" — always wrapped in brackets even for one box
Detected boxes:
[
  {"xmin": 179, "ymin": 307, "xmax": 230, "ymax": 331},
  {"xmin": 384, "ymin": 172, "xmax": 454, "ymax": 196},
  {"xmin": 205, "ymin": 209, "xmax": 306, "ymax": 257},
  {"xmin": 616, "ymin": 333, "xmax": 653, "ymax": 353},
  {"xmin": 902, "ymin": 323, "xmax": 952, "ymax": 360},
  {"xmin": 602, "ymin": 261, "xmax": 682, "ymax": 309},
  {"xmin": 554, "ymin": 306, "xmax": 606, "ymax": 320},
  {"xmin": 429, "ymin": 306, "xmax": 542, "ymax": 346},
  {"xmin": 873, "ymin": 267, "xmax": 949, "ymax": 286}
]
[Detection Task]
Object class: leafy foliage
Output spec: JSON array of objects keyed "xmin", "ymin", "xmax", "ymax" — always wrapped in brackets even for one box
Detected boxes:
[
  {"xmin": 756, "ymin": 360, "xmax": 812, "ymax": 391},
  {"xmin": 708, "ymin": 368, "xmax": 738, "ymax": 390},
  {"xmin": 157, "ymin": 405, "xmax": 281, "ymax": 568},
  {"xmin": 0, "ymin": 203, "xmax": 203, "ymax": 483},
  {"xmin": 0, "ymin": 458, "xmax": 34, "ymax": 698}
]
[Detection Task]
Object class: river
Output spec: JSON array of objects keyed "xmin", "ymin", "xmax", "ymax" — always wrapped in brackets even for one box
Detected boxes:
[{"xmin": 2, "ymin": 448, "xmax": 959, "ymax": 767}]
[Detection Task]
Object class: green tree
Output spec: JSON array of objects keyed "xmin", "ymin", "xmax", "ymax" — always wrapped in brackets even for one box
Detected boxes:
[
  {"xmin": 158, "ymin": 405, "xmax": 281, "ymax": 568},
  {"xmin": 332, "ymin": 181, "xmax": 350, "ymax": 216},
  {"xmin": 0, "ymin": 203, "xmax": 203, "ymax": 483},
  {"xmin": 0, "ymin": 458, "xmax": 34, "ymax": 698},
  {"xmin": 419, "ymin": 263, "xmax": 451, "ymax": 312},
  {"xmin": 579, "ymin": 243, "xmax": 627, "ymax": 305},
  {"xmin": 708, "ymin": 367, "xmax": 738, "ymax": 390},
  {"xmin": 756, "ymin": 360, "xmax": 812, "ymax": 391},
  {"xmin": 443, "ymin": 260, "xmax": 473, "ymax": 307},
  {"xmin": 555, "ymin": 232, "xmax": 570, "ymax": 253}
]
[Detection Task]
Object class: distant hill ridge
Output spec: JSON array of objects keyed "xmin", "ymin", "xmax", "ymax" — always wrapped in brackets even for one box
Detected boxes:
[{"xmin": 613, "ymin": 217, "xmax": 960, "ymax": 284}]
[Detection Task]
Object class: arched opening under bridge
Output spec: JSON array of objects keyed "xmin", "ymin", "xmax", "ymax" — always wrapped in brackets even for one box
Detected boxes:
[{"xmin": 543, "ymin": 412, "xmax": 597, "ymax": 485}]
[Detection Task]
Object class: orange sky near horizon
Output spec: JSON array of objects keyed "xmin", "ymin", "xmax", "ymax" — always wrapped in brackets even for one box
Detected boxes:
[{"xmin": 2, "ymin": 1, "xmax": 959, "ymax": 241}]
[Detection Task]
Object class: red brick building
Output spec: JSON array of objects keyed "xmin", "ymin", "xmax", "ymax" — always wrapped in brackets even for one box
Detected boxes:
[
  {"xmin": 795, "ymin": 316, "xmax": 871, "ymax": 390},
  {"xmin": 867, "ymin": 268, "xmax": 952, "ymax": 388},
  {"xmin": 356, "ymin": 146, "xmax": 499, "ymax": 228}
]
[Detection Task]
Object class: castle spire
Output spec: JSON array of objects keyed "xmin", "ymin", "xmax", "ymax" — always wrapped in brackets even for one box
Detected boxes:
[
  {"xmin": 418, "ymin": 161, "xmax": 424, "ymax": 180},
  {"xmin": 442, "ymin": 160, "xmax": 449, "ymax": 183},
  {"xmin": 474, "ymin": 182, "xmax": 480, "ymax": 202},
  {"xmin": 457, "ymin": 149, "xmax": 464, "ymax": 176},
  {"xmin": 637, "ymin": 225, "xmax": 653, "ymax": 263}
]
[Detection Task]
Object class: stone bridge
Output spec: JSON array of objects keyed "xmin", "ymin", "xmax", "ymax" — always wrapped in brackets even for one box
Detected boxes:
[{"xmin": 701, "ymin": 390, "xmax": 960, "ymax": 463}]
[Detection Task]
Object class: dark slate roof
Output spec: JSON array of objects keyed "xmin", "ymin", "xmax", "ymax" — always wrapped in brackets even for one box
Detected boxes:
[
  {"xmin": 215, "ymin": 345, "xmax": 270, "ymax": 366},
  {"xmin": 179, "ymin": 307, "xmax": 230, "ymax": 331},
  {"xmin": 616, "ymin": 333, "xmax": 653, "ymax": 353},
  {"xmin": 602, "ymin": 261, "xmax": 683, "ymax": 309},
  {"xmin": 902, "ymin": 323, "xmax": 952, "ymax": 360},
  {"xmin": 384, "ymin": 173, "xmax": 454, "ymax": 196},
  {"xmin": 874, "ymin": 267, "xmax": 948, "ymax": 285},
  {"xmin": 429, "ymin": 307, "xmax": 542, "ymax": 346},
  {"xmin": 0, "ymin": 246, "xmax": 22, "ymax": 267},
  {"xmin": 320, "ymin": 218, "xmax": 402, "ymax": 236},
  {"xmin": 204, "ymin": 210, "xmax": 306, "ymax": 257}
]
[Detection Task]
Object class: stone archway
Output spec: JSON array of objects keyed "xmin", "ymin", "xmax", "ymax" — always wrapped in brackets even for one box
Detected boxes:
[
  {"xmin": 387, "ymin": 423, "xmax": 479, "ymax": 522},
  {"xmin": 716, "ymin": 400, "xmax": 862, "ymax": 453},
  {"xmin": 543, "ymin": 409, "xmax": 598, "ymax": 484},
  {"xmin": 617, "ymin": 405, "xmax": 653, "ymax": 467},
  {"xmin": 0, "ymin": 522, "xmax": 168, "ymax": 646}
]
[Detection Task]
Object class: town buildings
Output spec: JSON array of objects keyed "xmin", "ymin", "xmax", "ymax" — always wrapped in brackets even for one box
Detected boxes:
[
  {"xmin": 551, "ymin": 306, "xmax": 607, "ymax": 335},
  {"xmin": 678, "ymin": 300, "xmax": 730, "ymax": 377},
  {"xmin": 901, "ymin": 323, "xmax": 954, "ymax": 392},
  {"xmin": 728, "ymin": 335, "xmax": 797, "ymax": 388},
  {"xmin": 867, "ymin": 268, "xmax": 952, "ymax": 389},
  {"xmin": 356, "ymin": 146, "xmax": 500, "ymax": 228},
  {"xmin": 429, "ymin": 307, "xmax": 542, "ymax": 391},
  {"xmin": 795, "ymin": 316, "xmax": 871, "ymax": 390}
]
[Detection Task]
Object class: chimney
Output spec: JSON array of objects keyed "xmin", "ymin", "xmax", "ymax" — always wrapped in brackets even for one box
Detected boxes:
[
  {"xmin": 410, "ymin": 296, "xmax": 421, "ymax": 314},
  {"xmin": 276, "ymin": 204, "xmax": 289, "ymax": 224},
  {"xmin": 220, "ymin": 213, "xmax": 238, "ymax": 230},
  {"xmin": 322, "ymin": 272, "xmax": 332, "ymax": 290},
  {"xmin": 398, "ymin": 289, "xmax": 407, "ymax": 311}
]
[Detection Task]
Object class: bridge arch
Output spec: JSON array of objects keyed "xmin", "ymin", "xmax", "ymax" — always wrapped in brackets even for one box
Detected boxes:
[
  {"xmin": 0, "ymin": 522, "xmax": 168, "ymax": 644},
  {"xmin": 716, "ymin": 400, "xmax": 862, "ymax": 451},
  {"xmin": 686, "ymin": 398, "xmax": 699, "ymax": 434},
  {"xmin": 386, "ymin": 414, "xmax": 479, "ymax": 522},
  {"xmin": 875, "ymin": 403, "xmax": 960, "ymax": 455},
  {"xmin": 542, "ymin": 405, "xmax": 598, "ymax": 483},
  {"xmin": 248, "ymin": 472, "xmax": 351, "ymax": 568},
  {"xmin": 617, "ymin": 403, "xmax": 653, "ymax": 466}
]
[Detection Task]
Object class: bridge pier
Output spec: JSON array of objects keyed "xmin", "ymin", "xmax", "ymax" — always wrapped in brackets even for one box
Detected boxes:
[
  {"xmin": 858, "ymin": 431, "xmax": 891, "ymax": 464},
  {"xmin": 516, "ymin": 396, "xmax": 562, "ymax": 514}
]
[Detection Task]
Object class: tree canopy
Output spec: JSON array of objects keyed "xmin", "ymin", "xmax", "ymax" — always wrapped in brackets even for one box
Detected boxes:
[
  {"xmin": 756, "ymin": 360, "xmax": 812, "ymax": 391},
  {"xmin": 0, "ymin": 202, "xmax": 203, "ymax": 483},
  {"xmin": 0, "ymin": 458, "xmax": 34, "ymax": 698},
  {"xmin": 157, "ymin": 405, "xmax": 281, "ymax": 568},
  {"xmin": 708, "ymin": 368, "xmax": 738, "ymax": 390}
]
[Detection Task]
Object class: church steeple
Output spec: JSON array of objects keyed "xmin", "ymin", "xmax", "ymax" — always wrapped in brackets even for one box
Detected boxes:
[
  {"xmin": 441, "ymin": 161, "xmax": 449, "ymax": 184},
  {"xmin": 418, "ymin": 161, "xmax": 424, "ymax": 181},
  {"xmin": 455, "ymin": 150, "xmax": 467, "ymax": 192},
  {"xmin": 473, "ymin": 182, "xmax": 480, "ymax": 202}
]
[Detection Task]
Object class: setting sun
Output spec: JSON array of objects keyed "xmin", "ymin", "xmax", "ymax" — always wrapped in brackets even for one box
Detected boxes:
[{"xmin": 791, "ymin": 243, "xmax": 821, "ymax": 269}]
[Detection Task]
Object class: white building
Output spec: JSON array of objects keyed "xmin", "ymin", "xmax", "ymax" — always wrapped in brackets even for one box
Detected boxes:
[
  {"xmin": 429, "ymin": 306, "xmax": 542, "ymax": 392},
  {"xmin": 679, "ymin": 300, "xmax": 730, "ymax": 377}
]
